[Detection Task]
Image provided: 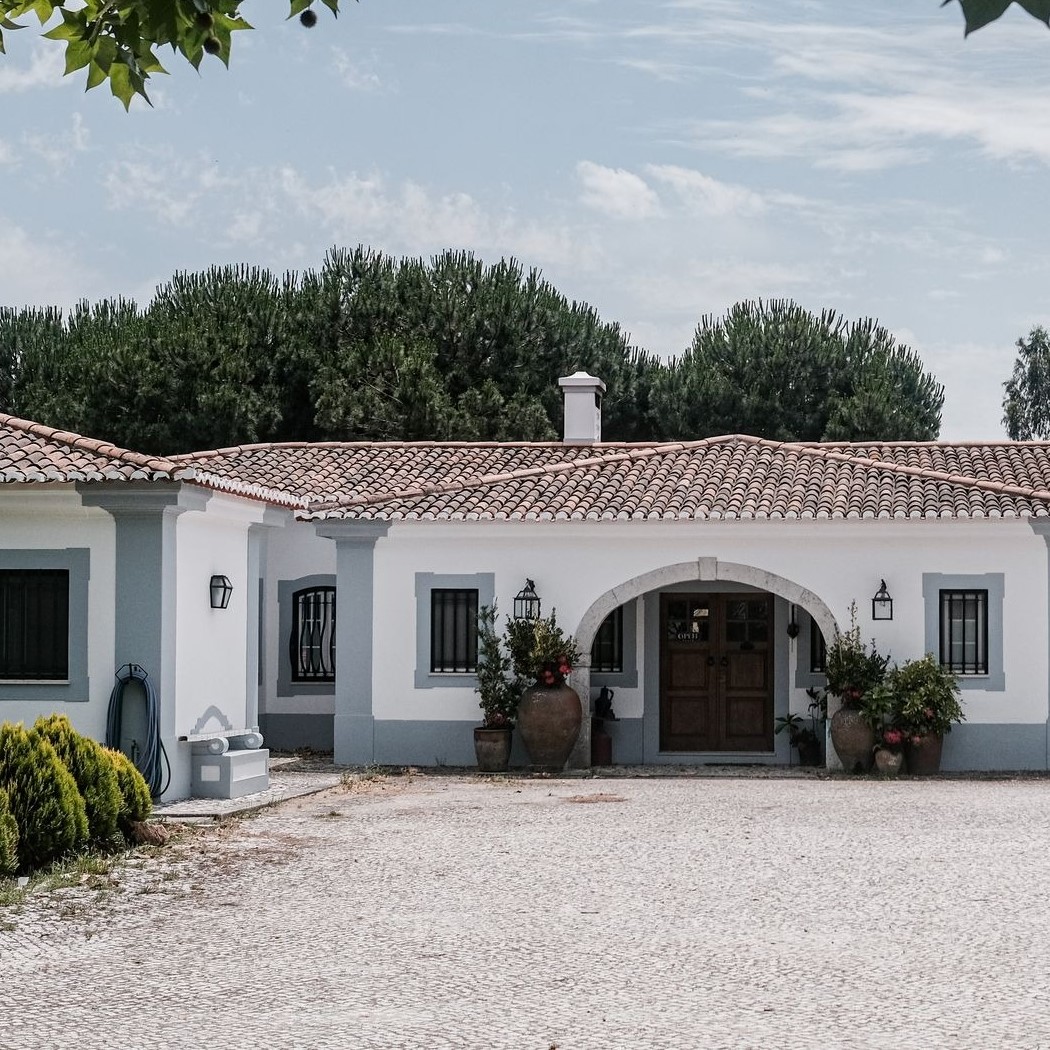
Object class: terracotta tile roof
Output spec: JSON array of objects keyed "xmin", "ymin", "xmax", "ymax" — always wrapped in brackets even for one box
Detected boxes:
[
  {"xmin": 0, "ymin": 413, "xmax": 188, "ymax": 483},
  {"xmin": 174, "ymin": 436, "xmax": 1050, "ymax": 522}
]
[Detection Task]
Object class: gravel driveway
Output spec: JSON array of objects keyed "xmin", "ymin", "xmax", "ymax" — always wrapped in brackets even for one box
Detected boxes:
[{"xmin": 4, "ymin": 771, "xmax": 1050, "ymax": 1049}]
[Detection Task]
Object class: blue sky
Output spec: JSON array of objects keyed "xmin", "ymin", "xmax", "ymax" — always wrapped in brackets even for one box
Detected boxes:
[{"xmin": 2, "ymin": 0, "xmax": 1049, "ymax": 440}]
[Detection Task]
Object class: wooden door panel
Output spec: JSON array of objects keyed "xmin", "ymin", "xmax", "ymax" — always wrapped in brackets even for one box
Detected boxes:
[{"xmin": 660, "ymin": 592, "xmax": 774, "ymax": 753}]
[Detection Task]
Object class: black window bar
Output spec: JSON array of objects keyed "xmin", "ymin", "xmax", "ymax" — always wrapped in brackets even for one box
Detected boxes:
[
  {"xmin": 940, "ymin": 589, "xmax": 987, "ymax": 675},
  {"xmin": 291, "ymin": 587, "xmax": 336, "ymax": 683},
  {"xmin": 0, "ymin": 569, "xmax": 69, "ymax": 681},
  {"xmin": 591, "ymin": 607, "xmax": 624, "ymax": 673},
  {"xmin": 431, "ymin": 589, "xmax": 479, "ymax": 673}
]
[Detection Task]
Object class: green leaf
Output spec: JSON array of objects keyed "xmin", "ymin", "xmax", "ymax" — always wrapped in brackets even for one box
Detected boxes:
[
  {"xmin": 85, "ymin": 58, "xmax": 107, "ymax": 90},
  {"xmin": 29, "ymin": 0, "xmax": 54, "ymax": 24},
  {"xmin": 42, "ymin": 8, "xmax": 89, "ymax": 43},
  {"xmin": 320, "ymin": 0, "xmax": 339, "ymax": 14},
  {"xmin": 288, "ymin": 0, "xmax": 314, "ymax": 17},
  {"xmin": 1018, "ymin": 0, "xmax": 1050, "ymax": 22},
  {"xmin": 108, "ymin": 59, "xmax": 136, "ymax": 109},
  {"xmin": 62, "ymin": 38, "xmax": 93, "ymax": 73},
  {"xmin": 952, "ymin": 0, "xmax": 1050, "ymax": 32}
]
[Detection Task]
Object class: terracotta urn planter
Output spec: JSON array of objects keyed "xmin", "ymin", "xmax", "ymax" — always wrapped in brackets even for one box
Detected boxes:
[
  {"xmin": 906, "ymin": 733, "xmax": 944, "ymax": 776},
  {"xmin": 516, "ymin": 681, "xmax": 582, "ymax": 771},
  {"xmin": 830, "ymin": 706, "xmax": 875, "ymax": 773},
  {"xmin": 473, "ymin": 727, "xmax": 513, "ymax": 773},
  {"xmin": 873, "ymin": 748, "xmax": 906, "ymax": 777}
]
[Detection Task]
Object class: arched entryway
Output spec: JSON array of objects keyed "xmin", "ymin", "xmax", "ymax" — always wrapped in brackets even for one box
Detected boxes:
[{"xmin": 568, "ymin": 558, "xmax": 839, "ymax": 768}]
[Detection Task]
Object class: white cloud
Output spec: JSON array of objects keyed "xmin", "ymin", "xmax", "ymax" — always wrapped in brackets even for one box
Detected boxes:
[
  {"xmin": 576, "ymin": 161, "xmax": 662, "ymax": 219},
  {"xmin": 645, "ymin": 164, "xmax": 766, "ymax": 217},
  {"xmin": 332, "ymin": 48, "xmax": 385, "ymax": 92},
  {"xmin": 0, "ymin": 43, "xmax": 66, "ymax": 94}
]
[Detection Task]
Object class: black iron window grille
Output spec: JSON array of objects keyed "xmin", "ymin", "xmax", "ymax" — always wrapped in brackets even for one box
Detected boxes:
[
  {"xmin": 430, "ymin": 589, "xmax": 479, "ymax": 673},
  {"xmin": 810, "ymin": 620, "xmax": 827, "ymax": 674},
  {"xmin": 291, "ymin": 586, "xmax": 336, "ymax": 683},
  {"xmin": 0, "ymin": 569, "xmax": 69, "ymax": 680},
  {"xmin": 939, "ymin": 589, "xmax": 988, "ymax": 675},
  {"xmin": 591, "ymin": 607, "xmax": 624, "ymax": 673}
]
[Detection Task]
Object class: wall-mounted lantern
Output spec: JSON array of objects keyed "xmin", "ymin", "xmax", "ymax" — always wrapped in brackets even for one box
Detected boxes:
[
  {"xmin": 210, "ymin": 574, "xmax": 233, "ymax": 610},
  {"xmin": 871, "ymin": 580, "xmax": 893, "ymax": 621},
  {"xmin": 513, "ymin": 579, "xmax": 541, "ymax": 621},
  {"xmin": 786, "ymin": 603, "xmax": 800, "ymax": 639}
]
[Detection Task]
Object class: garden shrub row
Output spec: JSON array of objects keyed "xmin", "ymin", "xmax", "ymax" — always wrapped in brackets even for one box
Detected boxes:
[{"xmin": 0, "ymin": 715, "xmax": 152, "ymax": 876}]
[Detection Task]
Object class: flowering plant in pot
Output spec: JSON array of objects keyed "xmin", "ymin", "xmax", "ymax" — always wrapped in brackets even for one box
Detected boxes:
[
  {"xmin": 825, "ymin": 603, "xmax": 891, "ymax": 773},
  {"xmin": 886, "ymin": 654, "xmax": 964, "ymax": 775},
  {"xmin": 504, "ymin": 609, "xmax": 583, "ymax": 771},
  {"xmin": 472, "ymin": 604, "xmax": 518, "ymax": 771}
]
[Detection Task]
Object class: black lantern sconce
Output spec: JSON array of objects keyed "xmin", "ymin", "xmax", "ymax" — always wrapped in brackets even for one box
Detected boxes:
[
  {"xmin": 786, "ymin": 603, "xmax": 800, "ymax": 639},
  {"xmin": 513, "ymin": 578, "xmax": 541, "ymax": 621},
  {"xmin": 871, "ymin": 580, "xmax": 893, "ymax": 621},
  {"xmin": 209, "ymin": 574, "xmax": 233, "ymax": 610}
]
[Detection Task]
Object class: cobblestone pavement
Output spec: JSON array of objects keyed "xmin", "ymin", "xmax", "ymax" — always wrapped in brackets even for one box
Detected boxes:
[{"xmin": 5, "ymin": 772, "xmax": 1050, "ymax": 1049}]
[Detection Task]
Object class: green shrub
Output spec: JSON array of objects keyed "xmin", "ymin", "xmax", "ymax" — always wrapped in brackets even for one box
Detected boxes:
[
  {"xmin": 34, "ymin": 714, "xmax": 122, "ymax": 845},
  {"xmin": 0, "ymin": 722, "xmax": 88, "ymax": 871},
  {"xmin": 0, "ymin": 787, "xmax": 18, "ymax": 877},
  {"xmin": 105, "ymin": 748, "xmax": 152, "ymax": 829}
]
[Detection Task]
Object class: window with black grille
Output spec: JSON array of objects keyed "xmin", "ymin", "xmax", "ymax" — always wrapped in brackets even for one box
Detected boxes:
[
  {"xmin": 591, "ymin": 607, "xmax": 624, "ymax": 673},
  {"xmin": 0, "ymin": 569, "xmax": 69, "ymax": 680},
  {"xmin": 291, "ymin": 586, "xmax": 336, "ymax": 683},
  {"xmin": 430, "ymin": 589, "xmax": 479, "ymax": 673},
  {"xmin": 939, "ymin": 589, "xmax": 988, "ymax": 675},
  {"xmin": 810, "ymin": 620, "xmax": 827, "ymax": 674}
]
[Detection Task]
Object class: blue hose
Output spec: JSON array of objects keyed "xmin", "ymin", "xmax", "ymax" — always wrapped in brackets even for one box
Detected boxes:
[{"xmin": 105, "ymin": 664, "xmax": 170, "ymax": 799}]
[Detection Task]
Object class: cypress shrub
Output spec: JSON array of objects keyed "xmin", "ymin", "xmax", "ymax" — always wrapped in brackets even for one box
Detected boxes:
[
  {"xmin": 0, "ymin": 787, "xmax": 18, "ymax": 877},
  {"xmin": 0, "ymin": 722, "xmax": 88, "ymax": 871},
  {"xmin": 34, "ymin": 714, "xmax": 122, "ymax": 845},
  {"xmin": 105, "ymin": 748, "xmax": 152, "ymax": 830}
]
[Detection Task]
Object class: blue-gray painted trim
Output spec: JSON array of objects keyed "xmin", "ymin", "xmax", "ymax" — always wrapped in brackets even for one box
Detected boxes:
[
  {"xmin": 1028, "ymin": 522, "xmax": 1050, "ymax": 771},
  {"xmin": 259, "ymin": 712, "xmax": 334, "ymax": 752},
  {"xmin": 373, "ymin": 719, "xmax": 532, "ymax": 767},
  {"xmin": 321, "ymin": 526, "xmax": 390, "ymax": 765},
  {"xmin": 794, "ymin": 611, "xmax": 828, "ymax": 690},
  {"xmin": 603, "ymin": 717, "xmax": 643, "ymax": 764},
  {"xmin": 413, "ymin": 572, "xmax": 496, "ymax": 689},
  {"xmin": 276, "ymin": 574, "xmax": 337, "ymax": 696},
  {"xmin": 940, "ymin": 723, "xmax": 1047, "ymax": 771},
  {"xmin": 245, "ymin": 526, "xmax": 267, "ymax": 730},
  {"xmin": 643, "ymin": 588, "xmax": 790, "ymax": 764},
  {"xmin": 0, "ymin": 548, "xmax": 90, "ymax": 703},
  {"xmin": 591, "ymin": 599, "xmax": 639, "ymax": 690},
  {"xmin": 922, "ymin": 572, "xmax": 1005, "ymax": 691}
]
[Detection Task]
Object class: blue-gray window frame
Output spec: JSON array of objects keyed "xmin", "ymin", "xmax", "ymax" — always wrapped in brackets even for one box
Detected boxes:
[
  {"xmin": 414, "ymin": 573, "xmax": 494, "ymax": 688},
  {"xmin": 922, "ymin": 572, "xmax": 1005, "ymax": 691},
  {"xmin": 0, "ymin": 548, "xmax": 89, "ymax": 702},
  {"xmin": 590, "ymin": 601, "xmax": 638, "ymax": 689},
  {"xmin": 794, "ymin": 611, "xmax": 827, "ymax": 690},
  {"xmin": 278, "ymin": 575, "xmax": 337, "ymax": 696}
]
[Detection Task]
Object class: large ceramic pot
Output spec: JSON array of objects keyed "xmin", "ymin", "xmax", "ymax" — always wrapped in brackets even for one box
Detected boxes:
[
  {"xmin": 906, "ymin": 733, "xmax": 944, "ymax": 776},
  {"xmin": 473, "ymin": 727, "xmax": 513, "ymax": 773},
  {"xmin": 830, "ymin": 705, "xmax": 875, "ymax": 773},
  {"xmin": 516, "ymin": 681, "xmax": 582, "ymax": 771},
  {"xmin": 874, "ymin": 748, "xmax": 906, "ymax": 777}
]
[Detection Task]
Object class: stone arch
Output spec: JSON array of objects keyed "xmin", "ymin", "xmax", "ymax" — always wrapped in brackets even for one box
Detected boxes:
[{"xmin": 567, "ymin": 558, "xmax": 839, "ymax": 769}]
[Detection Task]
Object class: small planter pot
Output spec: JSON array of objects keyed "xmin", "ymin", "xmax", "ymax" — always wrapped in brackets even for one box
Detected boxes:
[
  {"xmin": 874, "ymin": 748, "xmax": 906, "ymax": 777},
  {"xmin": 830, "ymin": 706, "xmax": 875, "ymax": 773},
  {"xmin": 516, "ymin": 681, "xmax": 582, "ymax": 771},
  {"xmin": 906, "ymin": 733, "xmax": 944, "ymax": 776},
  {"xmin": 796, "ymin": 737, "xmax": 823, "ymax": 768},
  {"xmin": 473, "ymin": 727, "xmax": 513, "ymax": 773}
]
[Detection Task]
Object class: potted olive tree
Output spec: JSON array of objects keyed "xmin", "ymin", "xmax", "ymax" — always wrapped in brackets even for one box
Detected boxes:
[{"xmin": 473, "ymin": 604, "xmax": 519, "ymax": 772}]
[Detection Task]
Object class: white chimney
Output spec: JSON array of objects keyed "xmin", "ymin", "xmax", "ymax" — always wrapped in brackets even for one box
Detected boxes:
[{"xmin": 559, "ymin": 371, "xmax": 606, "ymax": 444}]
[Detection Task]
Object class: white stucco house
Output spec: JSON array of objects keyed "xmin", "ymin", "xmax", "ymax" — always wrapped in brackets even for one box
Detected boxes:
[{"xmin": 3, "ymin": 372, "xmax": 1050, "ymax": 799}]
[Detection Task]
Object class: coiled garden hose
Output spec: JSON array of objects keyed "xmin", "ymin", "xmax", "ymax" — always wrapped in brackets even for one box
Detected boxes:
[{"xmin": 105, "ymin": 664, "xmax": 171, "ymax": 799}]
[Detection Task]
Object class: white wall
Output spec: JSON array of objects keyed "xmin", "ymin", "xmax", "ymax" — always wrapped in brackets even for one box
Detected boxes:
[
  {"xmin": 173, "ymin": 494, "xmax": 265, "ymax": 736},
  {"xmin": 0, "ymin": 486, "xmax": 116, "ymax": 741},
  {"xmin": 364, "ymin": 517, "xmax": 1048, "ymax": 728}
]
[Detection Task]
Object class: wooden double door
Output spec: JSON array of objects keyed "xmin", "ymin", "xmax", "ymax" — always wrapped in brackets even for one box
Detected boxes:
[{"xmin": 660, "ymin": 593, "xmax": 774, "ymax": 752}]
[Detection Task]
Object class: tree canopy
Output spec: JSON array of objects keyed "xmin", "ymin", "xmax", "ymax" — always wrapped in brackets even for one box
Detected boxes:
[
  {"xmin": 0, "ymin": 1, "xmax": 1041, "ymax": 108},
  {"xmin": 647, "ymin": 300, "xmax": 944, "ymax": 443},
  {"xmin": 1002, "ymin": 325, "xmax": 1050, "ymax": 440},
  {"xmin": 0, "ymin": 250, "xmax": 944, "ymax": 454}
]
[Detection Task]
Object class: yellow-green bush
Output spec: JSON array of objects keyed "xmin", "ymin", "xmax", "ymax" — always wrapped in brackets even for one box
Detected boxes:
[
  {"xmin": 0, "ymin": 787, "xmax": 18, "ymax": 877},
  {"xmin": 34, "ymin": 714, "xmax": 123, "ymax": 846},
  {"xmin": 105, "ymin": 748, "xmax": 152, "ymax": 830},
  {"xmin": 0, "ymin": 722, "xmax": 88, "ymax": 871}
]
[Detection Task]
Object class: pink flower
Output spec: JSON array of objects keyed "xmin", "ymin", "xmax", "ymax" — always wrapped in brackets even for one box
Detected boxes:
[{"xmin": 911, "ymin": 735, "xmax": 923, "ymax": 746}]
